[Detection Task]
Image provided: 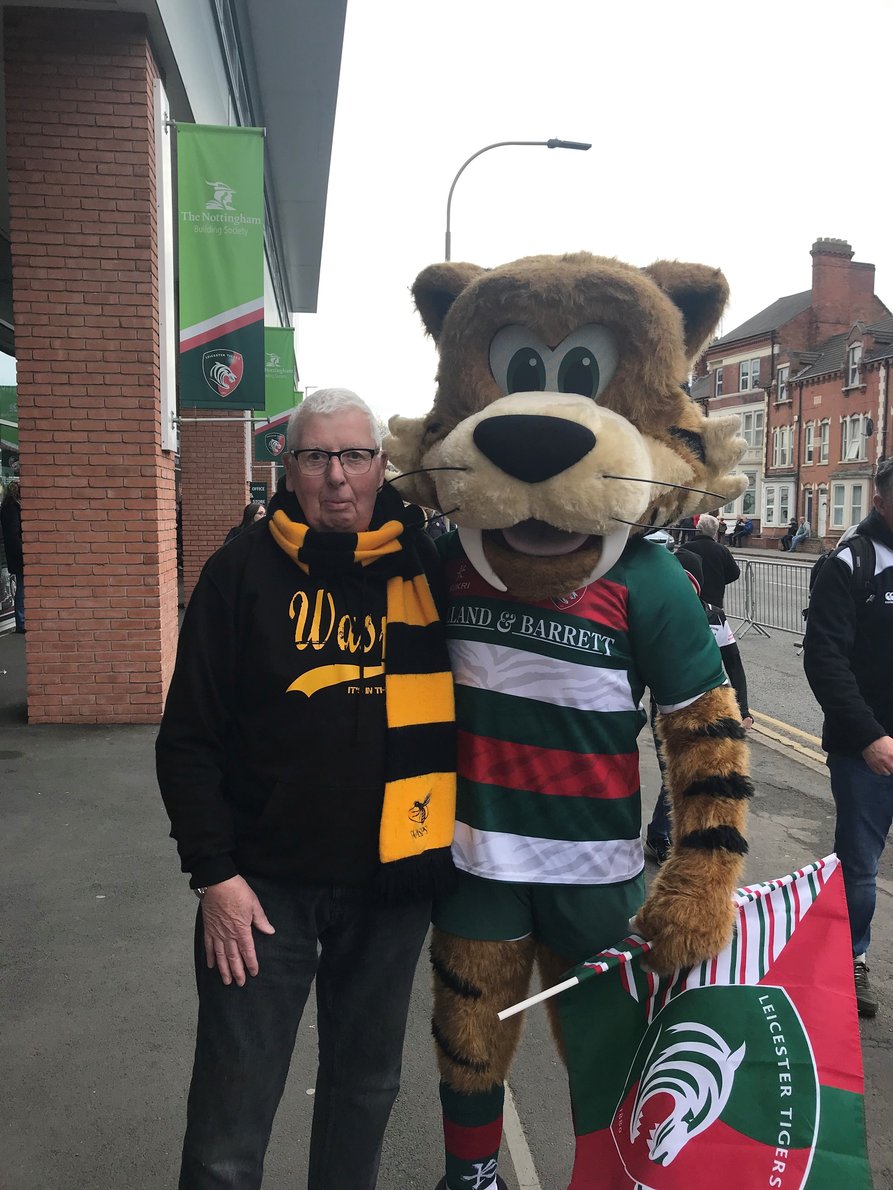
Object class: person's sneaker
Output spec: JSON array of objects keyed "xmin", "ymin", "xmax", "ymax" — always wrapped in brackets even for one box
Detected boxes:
[
  {"xmin": 434, "ymin": 1179, "xmax": 507, "ymax": 1190},
  {"xmin": 854, "ymin": 957, "xmax": 879, "ymax": 1018},
  {"xmin": 644, "ymin": 834, "xmax": 671, "ymax": 865}
]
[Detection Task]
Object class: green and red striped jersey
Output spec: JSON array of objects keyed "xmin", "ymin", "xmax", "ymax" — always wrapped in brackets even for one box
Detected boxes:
[{"xmin": 440, "ymin": 534, "xmax": 726, "ymax": 885}]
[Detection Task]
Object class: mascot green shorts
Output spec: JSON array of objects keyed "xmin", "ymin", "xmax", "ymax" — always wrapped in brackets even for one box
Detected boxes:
[{"xmin": 433, "ymin": 868, "xmax": 645, "ymax": 963}]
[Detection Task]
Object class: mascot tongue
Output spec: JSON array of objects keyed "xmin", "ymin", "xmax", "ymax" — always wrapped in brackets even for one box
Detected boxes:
[
  {"xmin": 458, "ymin": 523, "xmax": 631, "ymax": 593},
  {"xmin": 501, "ymin": 519, "xmax": 590, "ymax": 556}
]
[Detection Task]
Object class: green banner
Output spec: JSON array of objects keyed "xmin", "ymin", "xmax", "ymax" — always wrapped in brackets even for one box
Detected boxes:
[
  {"xmin": 177, "ymin": 123, "xmax": 265, "ymax": 409},
  {"xmin": 248, "ymin": 481, "xmax": 268, "ymax": 504},
  {"xmin": 0, "ymin": 386, "xmax": 17, "ymax": 450},
  {"xmin": 264, "ymin": 327, "xmax": 297, "ymax": 418},
  {"xmin": 254, "ymin": 412, "xmax": 290, "ymax": 462}
]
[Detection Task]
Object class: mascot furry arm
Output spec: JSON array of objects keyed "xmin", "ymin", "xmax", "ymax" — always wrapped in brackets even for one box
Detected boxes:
[{"xmin": 387, "ymin": 251, "xmax": 752, "ymax": 974}]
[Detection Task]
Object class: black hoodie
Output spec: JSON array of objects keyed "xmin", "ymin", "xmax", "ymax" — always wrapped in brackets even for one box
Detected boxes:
[
  {"xmin": 803, "ymin": 507, "xmax": 893, "ymax": 754},
  {"xmin": 156, "ymin": 480, "xmax": 441, "ymax": 889}
]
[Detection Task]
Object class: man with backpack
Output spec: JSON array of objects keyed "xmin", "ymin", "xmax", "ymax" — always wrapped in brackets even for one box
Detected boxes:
[{"xmin": 803, "ymin": 458, "xmax": 893, "ymax": 1018}]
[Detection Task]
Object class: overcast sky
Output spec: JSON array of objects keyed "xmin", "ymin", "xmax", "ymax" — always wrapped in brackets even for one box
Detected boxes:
[{"xmin": 297, "ymin": 0, "xmax": 893, "ymax": 429}]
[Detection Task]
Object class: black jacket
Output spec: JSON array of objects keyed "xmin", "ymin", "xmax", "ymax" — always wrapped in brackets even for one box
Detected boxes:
[
  {"xmin": 803, "ymin": 508, "xmax": 893, "ymax": 754},
  {"xmin": 682, "ymin": 535, "xmax": 740, "ymax": 608},
  {"xmin": 156, "ymin": 480, "xmax": 441, "ymax": 889},
  {"xmin": 0, "ymin": 497, "xmax": 23, "ymax": 573}
]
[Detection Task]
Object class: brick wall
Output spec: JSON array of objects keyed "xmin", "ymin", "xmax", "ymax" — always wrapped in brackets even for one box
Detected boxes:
[
  {"xmin": 179, "ymin": 412, "xmax": 248, "ymax": 603},
  {"xmin": 5, "ymin": 8, "xmax": 178, "ymax": 723}
]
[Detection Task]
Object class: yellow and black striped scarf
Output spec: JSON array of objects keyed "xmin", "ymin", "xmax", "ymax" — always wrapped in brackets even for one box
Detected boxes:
[{"xmin": 268, "ymin": 497, "xmax": 456, "ymax": 899}]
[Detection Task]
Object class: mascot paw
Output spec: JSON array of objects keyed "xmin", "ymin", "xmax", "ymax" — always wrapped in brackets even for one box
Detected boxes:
[{"xmin": 633, "ymin": 864, "xmax": 737, "ymax": 976}]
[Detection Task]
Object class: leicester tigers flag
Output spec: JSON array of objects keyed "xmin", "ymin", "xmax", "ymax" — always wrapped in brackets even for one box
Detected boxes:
[
  {"xmin": 557, "ymin": 856, "xmax": 871, "ymax": 1189},
  {"xmin": 177, "ymin": 123, "xmax": 265, "ymax": 409}
]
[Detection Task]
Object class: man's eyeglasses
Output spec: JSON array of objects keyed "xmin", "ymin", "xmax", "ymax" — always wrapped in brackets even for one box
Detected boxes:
[{"xmin": 288, "ymin": 447, "xmax": 380, "ymax": 476}]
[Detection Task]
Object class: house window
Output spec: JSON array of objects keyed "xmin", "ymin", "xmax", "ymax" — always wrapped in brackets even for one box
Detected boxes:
[
  {"xmin": 804, "ymin": 487, "xmax": 814, "ymax": 527},
  {"xmin": 741, "ymin": 410, "xmax": 764, "ymax": 449},
  {"xmin": 742, "ymin": 471, "xmax": 756, "ymax": 516},
  {"xmin": 831, "ymin": 484, "xmax": 846, "ymax": 529},
  {"xmin": 779, "ymin": 485, "xmax": 791, "ymax": 524},
  {"xmin": 772, "ymin": 425, "xmax": 792, "ymax": 468},
  {"xmin": 851, "ymin": 482, "xmax": 864, "ymax": 525},
  {"xmin": 803, "ymin": 422, "xmax": 814, "ymax": 464},
  {"xmin": 819, "ymin": 420, "xmax": 830, "ymax": 464},
  {"xmin": 738, "ymin": 358, "xmax": 760, "ymax": 392},
  {"xmin": 847, "ymin": 343, "xmax": 863, "ymax": 388},
  {"xmin": 841, "ymin": 414, "xmax": 867, "ymax": 462},
  {"xmin": 776, "ymin": 364, "xmax": 790, "ymax": 403},
  {"xmin": 764, "ymin": 485, "xmax": 776, "ymax": 526},
  {"xmin": 714, "ymin": 368, "xmax": 723, "ymax": 397}
]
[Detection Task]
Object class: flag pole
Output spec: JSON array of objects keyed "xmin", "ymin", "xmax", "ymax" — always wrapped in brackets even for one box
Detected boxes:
[{"xmin": 497, "ymin": 975, "xmax": 580, "ymax": 1020}]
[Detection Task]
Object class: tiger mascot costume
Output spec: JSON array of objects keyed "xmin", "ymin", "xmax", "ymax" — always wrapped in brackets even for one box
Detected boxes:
[{"xmin": 386, "ymin": 251, "xmax": 753, "ymax": 1190}]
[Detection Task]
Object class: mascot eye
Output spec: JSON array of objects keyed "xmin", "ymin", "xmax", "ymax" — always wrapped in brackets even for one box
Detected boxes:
[
  {"xmin": 506, "ymin": 347, "xmax": 546, "ymax": 393},
  {"xmin": 489, "ymin": 325, "xmax": 551, "ymax": 395},
  {"xmin": 558, "ymin": 347, "xmax": 599, "ymax": 397},
  {"xmin": 555, "ymin": 324, "xmax": 619, "ymax": 400}
]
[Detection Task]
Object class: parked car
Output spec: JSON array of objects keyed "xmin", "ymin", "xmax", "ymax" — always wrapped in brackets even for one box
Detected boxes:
[{"xmin": 643, "ymin": 528, "xmax": 675, "ymax": 550}]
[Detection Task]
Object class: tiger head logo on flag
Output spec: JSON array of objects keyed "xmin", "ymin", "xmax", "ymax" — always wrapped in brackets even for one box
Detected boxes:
[{"xmin": 610, "ymin": 986, "xmax": 819, "ymax": 1189}]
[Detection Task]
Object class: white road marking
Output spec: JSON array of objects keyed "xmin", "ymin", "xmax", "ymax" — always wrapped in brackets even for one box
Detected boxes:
[{"xmin": 503, "ymin": 1080, "xmax": 542, "ymax": 1190}]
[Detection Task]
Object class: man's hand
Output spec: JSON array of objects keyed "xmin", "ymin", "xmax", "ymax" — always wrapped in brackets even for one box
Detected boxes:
[
  {"xmin": 862, "ymin": 736, "xmax": 893, "ymax": 776},
  {"xmin": 200, "ymin": 875, "xmax": 275, "ymax": 987}
]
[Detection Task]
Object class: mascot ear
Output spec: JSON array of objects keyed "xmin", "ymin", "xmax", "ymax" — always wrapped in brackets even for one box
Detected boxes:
[
  {"xmin": 642, "ymin": 260, "xmax": 730, "ymax": 362},
  {"xmin": 384, "ymin": 414, "xmax": 437, "ymax": 507},
  {"xmin": 412, "ymin": 262, "xmax": 486, "ymax": 342}
]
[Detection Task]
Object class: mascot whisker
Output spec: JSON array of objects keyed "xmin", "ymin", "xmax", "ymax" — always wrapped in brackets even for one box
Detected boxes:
[{"xmin": 386, "ymin": 249, "xmax": 751, "ymax": 1190}]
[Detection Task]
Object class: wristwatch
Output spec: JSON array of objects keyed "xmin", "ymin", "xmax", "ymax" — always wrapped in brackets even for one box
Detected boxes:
[{"xmin": 193, "ymin": 886, "xmax": 210, "ymax": 899}]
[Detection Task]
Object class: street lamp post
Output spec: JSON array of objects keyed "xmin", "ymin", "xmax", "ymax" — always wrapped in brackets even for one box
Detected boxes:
[{"xmin": 444, "ymin": 138, "xmax": 591, "ymax": 261}]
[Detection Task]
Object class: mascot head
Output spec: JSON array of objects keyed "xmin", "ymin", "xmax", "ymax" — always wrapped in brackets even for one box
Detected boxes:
[{"xmin": 387, "ymin": 251, "xmax": 747, "ymax": 601}]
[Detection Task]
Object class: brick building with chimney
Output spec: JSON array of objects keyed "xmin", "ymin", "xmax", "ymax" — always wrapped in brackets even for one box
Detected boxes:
[{"xmin": 696, "ymin": 239, "xmax": 891, "ymax": 549}]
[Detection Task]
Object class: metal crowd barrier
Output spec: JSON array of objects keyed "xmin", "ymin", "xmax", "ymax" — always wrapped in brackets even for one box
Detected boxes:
[{"xmin": 724, "ymin": 558, "xmax": 811, "ymax": 639}]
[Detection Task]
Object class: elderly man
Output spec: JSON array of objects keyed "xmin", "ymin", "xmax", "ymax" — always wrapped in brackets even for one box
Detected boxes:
[
  {"xmin": 788, "ymin": 515, "xmax": 811, "ymax": 552},
  {"xmin": 679, "ymin": 511, "xmax": 741, "ymax": 608},
  {"xmin": 157, "ymin": 388, "xmax": 456, "ymax": 1189}
]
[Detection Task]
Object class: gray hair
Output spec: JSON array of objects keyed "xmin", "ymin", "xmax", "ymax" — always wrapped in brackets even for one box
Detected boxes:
[
  {"xmin": 697, "ymin": 513, "xmax": 719, "ymax": 539},
  {"xmin": 286, "ymin": 388, "xmax": 383, "ymax": 450}
]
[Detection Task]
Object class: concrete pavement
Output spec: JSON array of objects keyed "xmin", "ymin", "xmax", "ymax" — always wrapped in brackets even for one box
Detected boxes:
[{"xmin": 1, "ymin": 629, "xmax": 891, "ymax": 1189}]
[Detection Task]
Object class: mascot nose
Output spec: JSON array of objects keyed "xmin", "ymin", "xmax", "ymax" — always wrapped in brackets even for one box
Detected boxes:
[{"xmin": 473, "ymin": 415, "xmax": 596, "ymax": 483}]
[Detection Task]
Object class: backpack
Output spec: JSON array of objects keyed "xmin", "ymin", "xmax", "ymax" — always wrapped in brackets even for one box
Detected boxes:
[{"xmin": 802, "ymin": 533, "xmax": 876, "ymax": 621}]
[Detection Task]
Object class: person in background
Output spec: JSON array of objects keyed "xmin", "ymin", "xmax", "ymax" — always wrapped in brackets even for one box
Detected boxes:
[
  {"xmin": 680, "ymin": 512, "xmax": 740, "ymax": 608},
  {"xmin": 157, "ymin": 388, "xmax": 455, "ymax": 1189},
  {"xmin": 780, "ymin": 516, "xmax": 799, "ymax": 551},
  {"xmin": 716, "ymin": 515, "xmax": 728, "ymax": 543},
  {"xmin": 425, "ymin": 508, "xmax": 449, "ymax": 539},
  {"xmin": 644, "ymin": 545, "xmax": 752, "ymax": 863},
  {"xmin": 224, "ymin": 501, "xmax": 266, "ymax": 545},
  {"xmin": 803, "ymin": 459, "xmax": 893, "ymax": 1018},
  {"xmin": 728, "ymin": 516, "xmax": 753, "ymax": 548},
  {"xmin": 676, "ymin": 514, "xmax": 696, "ymax": 544},
  {"xmin": 788, "ymin": 515, "xmax": 811, "ymax": 553},
  {"xmin": 0, "ymin": 479, "xmax": 24, "ymax": 633}
]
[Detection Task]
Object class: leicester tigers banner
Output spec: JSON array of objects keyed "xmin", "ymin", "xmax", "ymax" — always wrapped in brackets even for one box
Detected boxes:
[
  {"xmin": 177, "ymin": 123, "xmax": 265, "ymax": 409},
  {"xmin": 544, "ymin": 857, "xmax": 870, "ymax": 1189}
]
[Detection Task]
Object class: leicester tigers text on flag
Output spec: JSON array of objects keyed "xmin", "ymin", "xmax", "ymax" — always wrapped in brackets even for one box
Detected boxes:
[{"xmin": 554, "ymin": 856, "xmax": 870, "ymax": 1190}]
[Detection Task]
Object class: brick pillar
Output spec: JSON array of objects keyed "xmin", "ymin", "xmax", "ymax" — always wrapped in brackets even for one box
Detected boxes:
[
  {"xmin": 179, "ymin": 411, "xmax": 248, "ymax": 603},
  {"xmin": 5, "ymin": 8, "xmax": 178, "ymax": 723}
]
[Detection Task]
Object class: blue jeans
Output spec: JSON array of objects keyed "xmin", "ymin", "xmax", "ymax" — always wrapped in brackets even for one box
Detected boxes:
[
  {"xmin": 828, "ymin": 753, "xmax": 893, "ymax": 956},
  {"xmin": 179, "ymin": 875, "xmax": 431, "ymax": 1190}
]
